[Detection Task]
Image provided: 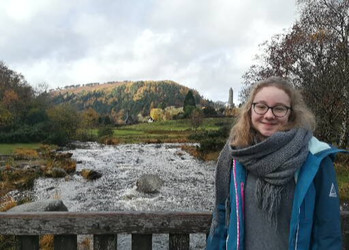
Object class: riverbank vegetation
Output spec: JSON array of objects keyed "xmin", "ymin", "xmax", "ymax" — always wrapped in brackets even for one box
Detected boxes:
[
  {"xmin": 0, "ymin": 145, "xmax": 76, "ymax": 211},
  {"xmin": 335, "ymin": 154, "xmax": 349, "ymax": 202}
]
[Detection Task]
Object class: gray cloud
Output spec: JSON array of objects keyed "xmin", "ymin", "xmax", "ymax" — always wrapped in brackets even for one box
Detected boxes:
[{"xmin": 0, "ymin": 0, "xmax": 297, "ymax": 103}]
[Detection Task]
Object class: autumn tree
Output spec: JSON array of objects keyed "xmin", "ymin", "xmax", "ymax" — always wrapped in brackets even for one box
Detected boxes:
[
  {"xmin": 81, "ymin": 107, "xmax": 100, "ymax": 129},
  {"xmin": 150, "ymin": 108, "xmax": 164, "ymax": 121},
  {"xmin": 0, "ymin": 62, "xmax": 84, "ymax": 144},
  {"xmin": 0, "ymin": 61, "xmax": 49, "ymax": 142},
  {"xmin": 46, "ymin": 104, "xmax": 80, "ymax": 145},
  {"xmin": 202, "ymin": 106, "xmax": 218, "ymax": 117},
  {"xmin": 26, "ymin": 83, "xmax": 51, "ymax": 125},
  {"xmin": 164, "ymin": 106, "xmax": 183, "ymax": 120},
  {"xmin": 0, "ymin": 61, "xmax": 34, "ymax": 127},
  {"xmin": 240, "ymin": 0, "xmax": 349, "ymax": 147},
  {"xmin": 0, "ymin": 105, "xmax": 13, "ymax": 128}
]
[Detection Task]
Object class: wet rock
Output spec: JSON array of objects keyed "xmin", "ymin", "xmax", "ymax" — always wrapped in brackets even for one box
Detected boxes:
[
  {"xmin": 136, "ymin": 174, "xmax": 164, "ymax": 193},
  {"xmin": 7, "ymin": 199, "xmax": 68, "ymax": 212},
  {"xmin": 81, "ymin": 169, "xmax": 102, "ymax": 180},
  {"xmin": 176, "ymin": 151, "xmax": 184, "ymax": 157},
  {"xmin": 2, "ymin": 190, "xmax": 33, "ymax": 205},
  {"xmin": 18, "ymin": 163, "xmax": 31, "ymax": 169},
  {"xmin": 51, "ymin": 167, "xmax": 68, "ymax": 178},
  {"xmin": 53, "ymin": 152, "xmax": 73, "ymax": 159},
  {"xmin": 65, "ymin": 175, "xmax": 72, "ymax": 181},
  {"xmin": 44, "ymin": 167, "xmax": 68, "ymax": 178}
]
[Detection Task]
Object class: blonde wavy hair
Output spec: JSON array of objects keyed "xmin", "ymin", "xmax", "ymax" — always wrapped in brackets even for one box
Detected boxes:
[{"xmin": 230, "ymin": 76, "xmax": 316, "ymax": 147}]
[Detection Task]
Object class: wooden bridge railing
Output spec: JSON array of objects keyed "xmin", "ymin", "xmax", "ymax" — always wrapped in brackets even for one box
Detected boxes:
[
  {"xmin": 1, "ymin": 210, "xmax": 349, "ymax": 250},
  {"xmin": 0, "ymin": 211, "xmax": 211, "ymax": 250}
]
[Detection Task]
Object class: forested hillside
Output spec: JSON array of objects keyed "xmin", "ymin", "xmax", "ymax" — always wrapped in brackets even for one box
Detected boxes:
[
  {"xmin": 0, "ymin": 60, "xmax": 220, "ymax": 144},
  {"xmin": 51, "ymin": 80, "xmax": 210, "ymax": 121}
]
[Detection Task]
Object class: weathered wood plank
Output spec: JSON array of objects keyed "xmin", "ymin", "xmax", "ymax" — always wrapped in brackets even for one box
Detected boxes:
[
  {"xmin": 94, "ymin": 234, "xmax": 117, "ymax": 250},
  {"xmin": 132, "ymin": 234, "xmax": 152, "ymax": 250},
  {"xmin": 54, "ymin": 235, "xmax": 77, "ymax": 250},
  {"xmin": 169, "ymin": 233, "xmax": 189, "ymax": 250},
  {"xmin": 16, "ymin": 235, "xmax": 39, "ymax": 250},
  {"xmin": 0, "ymin": 211, "xmax": 212, "ymax": 235}
]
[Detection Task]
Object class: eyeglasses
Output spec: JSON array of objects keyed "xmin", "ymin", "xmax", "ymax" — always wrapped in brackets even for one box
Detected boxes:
[{"xmin": 252, "ymin": 102, "xmax": 291, "ymax": 118}]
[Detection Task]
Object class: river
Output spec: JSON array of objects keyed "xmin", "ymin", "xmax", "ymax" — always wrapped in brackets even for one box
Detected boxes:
[{"xmin": 32, "ymin": 142, "xmax": 216, "ymax": 249}]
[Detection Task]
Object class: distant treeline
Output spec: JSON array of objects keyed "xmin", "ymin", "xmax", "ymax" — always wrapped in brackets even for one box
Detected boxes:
[
  {"xmin": 0, "ymin": 61, "xmax": 227, "ymax": 145},
  {"xmin": 51, "ymin": 80, "xmax": 212, "ymax": 123}
]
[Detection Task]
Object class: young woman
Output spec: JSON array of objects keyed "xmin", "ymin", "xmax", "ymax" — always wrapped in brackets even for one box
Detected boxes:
[{"xmin": 206, "ymin": 77, "xmax": 344, "ymax": 249}]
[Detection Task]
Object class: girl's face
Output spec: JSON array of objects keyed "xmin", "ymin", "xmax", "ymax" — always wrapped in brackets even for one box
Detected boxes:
[{"xmin": 251, "ymin": 86, "xmax": 291, "ymax": 137}]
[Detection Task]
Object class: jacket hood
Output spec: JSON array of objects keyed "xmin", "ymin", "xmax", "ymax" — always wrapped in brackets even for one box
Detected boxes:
[{"xmin": 308, "ymin": 136, "xmax": 331, "ymax": 155}]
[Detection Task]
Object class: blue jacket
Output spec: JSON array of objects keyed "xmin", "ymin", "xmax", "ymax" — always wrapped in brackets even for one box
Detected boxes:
[{"xmin": 206, "ymin": 137, "xmax": 344, "ymax": 250}]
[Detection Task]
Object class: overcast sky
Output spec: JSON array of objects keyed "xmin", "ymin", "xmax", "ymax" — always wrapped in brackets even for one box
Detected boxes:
[{"xmin": 0, "ymin": 0, "xmax": 298, "ymax": 103}]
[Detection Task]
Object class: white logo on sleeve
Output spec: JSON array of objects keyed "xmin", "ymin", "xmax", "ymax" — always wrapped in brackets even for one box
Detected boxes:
[{"xmin": 329, "ymin": 183, "xmax": 337, "ymax": 198}]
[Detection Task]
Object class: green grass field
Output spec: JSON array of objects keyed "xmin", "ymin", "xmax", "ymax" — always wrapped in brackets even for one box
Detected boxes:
[
  {"xmin": 0, "ymin": 143, "xmax": 42, "ymax": 155},
  {"xmin": 111, "ymin": 117, "xmax": 234, "ymax": 143},
  {"xmin": 119, "ymin": 117, "xmax": 232, "ymax": 132}
]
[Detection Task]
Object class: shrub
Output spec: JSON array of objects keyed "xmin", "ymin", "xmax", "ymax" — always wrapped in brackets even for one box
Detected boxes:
[
  {"xmin": 202, "ymin": 106, "xmax": 218, "ymax": 117},
  {"xmin": 199, "ymin": 138, "xmax": 226, "ymax": 153},
  {"xmin": 98, "ymin": 126, "xmax": 114, "ymax": 138},
  {"xmin": 191, "ymin": 108, "xmax": 204, "ymax": 130},
  {"xmin": 40, "ymin": 235, "xmax": 54, "ymax": 250},
  {"xmin": 14, "ymin": 148, "xmax": 39, "ymax": 159},
  {"xmin": 76, "ymin": 130, "xmax": 97, "ymax": 142},
  {"xmin": 0, "ymin": 235, "xmax": 16, "ymax": 250},
  {"xmin": 188, "ymin": 123, "xmax": 230, "ymax": 157},
  {"xmin": 45, "ymin": 130, "xmax": 69, "ymax": 146}
]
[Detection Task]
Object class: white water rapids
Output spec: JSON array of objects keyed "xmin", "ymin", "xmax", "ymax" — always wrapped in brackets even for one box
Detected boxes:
[{"xmin": 32, "ymin": 142, "xmax": 217, "ymax": 249}]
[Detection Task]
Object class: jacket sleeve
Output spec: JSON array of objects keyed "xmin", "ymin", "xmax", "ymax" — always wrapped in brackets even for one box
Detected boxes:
[
  {"xmin": 311, "ymin": 155, "xmax": 342, "ymax": 250},
  {"xmin": 206, "ymin": 203, "xmax": 228, "ymax": 249}
]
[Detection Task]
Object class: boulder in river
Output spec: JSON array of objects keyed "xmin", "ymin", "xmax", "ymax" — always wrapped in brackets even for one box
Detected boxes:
[
  {"xmin": 81, "ymin": 169, "xmax": 102, "ymax": 180},
  {"xmin": 51, "ymin": 167, "xmax": 68, "ymax": 178},
  {"xmin": 7, "ymin": 199, "xmax": 68, "ymax": 212},
  {"xmin": 136, "ymin": 174, "xmax": 164, "ymax": 194}
]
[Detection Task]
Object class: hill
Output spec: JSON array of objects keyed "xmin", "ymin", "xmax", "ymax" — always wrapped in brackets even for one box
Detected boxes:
[{"xmin": 50, "ymin": 80, "xmax": 211, "ymax": 122}]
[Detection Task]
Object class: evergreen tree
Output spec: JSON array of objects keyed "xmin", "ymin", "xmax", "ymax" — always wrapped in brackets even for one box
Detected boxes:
[{"xmin": 183, "ymin": 90, "xmax": 196, "ymax": 117}]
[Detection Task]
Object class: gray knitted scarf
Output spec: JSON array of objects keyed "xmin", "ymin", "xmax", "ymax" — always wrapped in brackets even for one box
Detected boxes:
[{"xmin": 231, "ymin": 128, "xmax": 312, "ymax": 223}]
